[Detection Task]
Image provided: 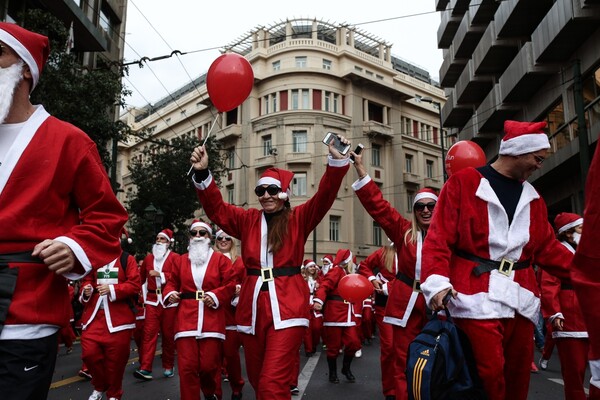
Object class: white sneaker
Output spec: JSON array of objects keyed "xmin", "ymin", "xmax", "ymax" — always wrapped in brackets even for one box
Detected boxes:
[
  {"xmin": 355, "ymin": 349, "xmax": 362, "ymax": 358},
  {"xmin": 538, "ymin": 357, "xmax": 548, "ymax": 370},
  {"xmin": 88, "ymin": 390, "xmax": 103, "ymax": 400}
]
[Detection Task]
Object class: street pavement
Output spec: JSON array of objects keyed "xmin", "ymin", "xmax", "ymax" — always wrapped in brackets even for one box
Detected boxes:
[{"xmin": 48, "ymin": 334, "xmax": 590, "ymax": 399}]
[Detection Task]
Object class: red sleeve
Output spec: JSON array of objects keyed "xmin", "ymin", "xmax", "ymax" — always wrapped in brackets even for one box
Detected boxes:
[
  {"xmin": 113, "ymin": 254, "xmax": 142, "ymax": 301},
  {"xmin": 540, "ymin": 269, "xmax": 561, "ymax": 319}
]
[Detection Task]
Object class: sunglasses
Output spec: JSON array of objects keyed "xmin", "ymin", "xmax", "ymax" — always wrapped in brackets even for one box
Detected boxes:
[
  {"xmin": 217, "ymin": 236, "xmax": 232, "ymax": 242},
  {"xmin": 414, "ymin": 202, "xmax": 436, "ymax": 212},
  {"xmin": 254, "ymin": 184, "xmax": 281, "ymax": 197},
  {"xmin": 190, "ymin": 230, "xmax": 209, "ymax": 237}
]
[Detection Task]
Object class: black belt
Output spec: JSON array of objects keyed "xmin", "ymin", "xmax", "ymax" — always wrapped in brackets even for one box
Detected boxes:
[
  {"xmin": 326, "ymin": 295, "xmax": 348, "ymax": 303},
  {"xmin": 0, "ymin": 251, "xmax": 41, "ymax": 334},
  {"xmin": 374, "ymin": 292, "xmax": 388, "ymax": 307},
  {"xmin": 395, "ymin": 272, "xmax": 421, "ymax": 292},
  {"xmin": 180, "ymin": 291, "xmax": 205, "ymax": 300},
  {"xmin": 455, "ymin": 249, "xmax": 530, "ymax": 277},
  {"xmin": 247, "ymin": 267, "xmax": 302, "ymax": 291},
  {"xmin": 561, "ymin": 283, "xmax": 574, "ymax": 290},
  {"xmin": 148, "ymin": 288, "xmax": 162, "ymax": 295}
]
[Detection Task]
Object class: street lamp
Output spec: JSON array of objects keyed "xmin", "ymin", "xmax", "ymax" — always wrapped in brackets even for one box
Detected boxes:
[
  {"xmin": 421, "ymin": 97, "xmax": 447, "ymax": 182},
  {"xmin": 144, "ymin": 203, "xmax": 164, "ymax": 232}
]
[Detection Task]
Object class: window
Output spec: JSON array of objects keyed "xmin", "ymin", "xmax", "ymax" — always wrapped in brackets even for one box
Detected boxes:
[
  {"xmin": 271, "ymin": 94, "xmax": 277, "ymax": 113},
  {"xmin": 324, "ymin": 91, "xmax": 340, "ymax": 113},
  {"xmin": 272, "ymin": 60, "xmax": 281, "ymax": 71},
  {"xmin": 263, "ymin": 95, "xmax": 270, "ymax": 114},
  {"xmin": 407, "ymin": 191, "xmax": 415, "ymax": 213},
  {"xmin": 227, "ymin": 148, "xmax": 235, "ymax": 169},
  {"xmin": 324, "ymin": 92, "xmax": 331, "ymax": 112},
  {"xmin": 371, "ymin": 144, "xmax": 381, "ymax": 167},
  {"xmin": 295, "ymin": 56, "xmax": 307, "ymax": 68},
  {"xmin": 302, "ymin": 90, "xmax": 309, "ymax": 109},
  {"xmin": 226, "ymin": 108, "xmax": 238, "ymax": 126},
  {"xmin": 372, "ymin": 222, "xmax": 383, "ymax": 246},
  {"xmin": 291, "ymin": 89, "xmax": 309, "ymax": 110},
  {"xmin": 292, "ymin": 173, "xmax": 307, "ymax": 196},
  {"xmin": 227, "ymin": 185, "xmax": 234, "ymax": 204},
  {"xmin": 292, "ymin": 131, "xmax": 307, "ymax": 153},
  {"xmin": 329, "ymin": 216, "xmax": 341, "ymax": 242},
  {"xmin": 367, "ymin": 102, "xmax": 384, "ymax": 123},
  {"xmin": 426, "ymin": 160, "xmax": 434, "ymax": 178},
  {"xmin": 262, "ymin": 135, "xmax": 272, "ymax": 156},
  {"xmin": 406, "ymin": 154, "xmax": 413, "ymax": 173},
  {"xmin": 322, "ymin": 59, "xmax": 332, "ymax": 70}
]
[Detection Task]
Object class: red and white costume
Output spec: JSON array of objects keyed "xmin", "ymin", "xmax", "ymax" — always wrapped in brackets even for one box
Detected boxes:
[
  {"xmin": 420, "ymin": 167, "xmax": 572, "ymax": 400},
  {"xmin": 353, "ymin": 178, "xmax": 432, "ymax": 399},
  {"xmin": 163, "ymin": 249, "xmax": 235, "ymax": 400},
  {"xmin": 138, "ymin": 250, "xmax": 179, "ymax": 372},
  {"xmin": 193, "ymin": 159, "xmax": 349, "ymax": 399},
  {"xmin": 572, "ymin": 142, "xmax": 600, "ymax": 399},
  {"xmin": 0, "ymin": 105, "xmax": 127, "ymax": 339},
  {"xmin": 541, "ymin": 238, "xmax": 588, "ymax": 400},
  {"xmin": 79, "ymin": 253, "xmax": 141, "ymax": 400},
  {"xmin": 303, "ymin": 267, "xmax": 323, "ymax": 355}
]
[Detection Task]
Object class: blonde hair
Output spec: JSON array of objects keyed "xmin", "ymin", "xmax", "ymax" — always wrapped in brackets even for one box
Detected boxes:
[
  {"xmin": 403, "ymin": 217, "xmax": 420, "ymax": 246},
  {"xmin": 382, "ymin": 244, "xmax": 396, "ymax": 273},
  {"xmin": 213, "ymin": 236, "xmax": 239, "ymax": 262}
]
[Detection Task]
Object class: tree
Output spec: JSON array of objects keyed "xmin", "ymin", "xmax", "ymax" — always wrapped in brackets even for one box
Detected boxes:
[
  {"xmin": 125, "ymin": 134, "xmax": 226, "ymax": 256},
  {"xmin": 22, "ymin": 9, "xmax": 130, "ymax": 170}
]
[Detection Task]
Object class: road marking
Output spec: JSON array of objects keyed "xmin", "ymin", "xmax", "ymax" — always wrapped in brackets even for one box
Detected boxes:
[
  {"xmin": 50, "ymin": 350, "xmax": 162, "ymax": 389},
  {"xmin": 297, "ymin": 351, "xmax": 321, "ymax": 397}
]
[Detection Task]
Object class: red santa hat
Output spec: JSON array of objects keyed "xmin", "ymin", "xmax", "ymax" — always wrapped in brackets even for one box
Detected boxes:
[
  {"xmin": 157, "ymin": 228, "xmax": 174, "ymax": 242},
  {"xmin": 190, "ymin": 219, "xmax": 213, "ymax": 236},
  {"xmin": 321, "ymin": 254, "xmax": 333, "ymax": 265},
  {"xmin": 121, "ymin": 228, "xmax": 133, "ymax": 244},
  {"xmin": 215, "ymin": 229, "xmax": 232, "ymax": 240},
  {"xmin": 554, "ymin": 212, "xmax": 583, "ymax": 234},
  {"xmin": 0, "ymin": 22, "xmax": 49, "ymax": 92},
  {"xmin": 256, "ymin": 167, "xmax": 295, "ymax": 201},
  {"xmin": 302, "ymin": 259, "xmax": 316, "ymax": 269},
  {"xmin": 498, "ymin": 120, "xmax": 550, "ymax": 156},
  {"xmin": 413, "ymin": 187, "xmax": 439, "ymax": 206},
  {"xmin": 333, "ymin": 249, "xmax": 353, "ymax": 266}
]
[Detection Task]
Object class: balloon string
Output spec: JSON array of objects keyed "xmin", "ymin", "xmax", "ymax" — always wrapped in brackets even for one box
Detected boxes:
[{"xmin": 187, "ymin": 115, "xmax": 220, "ymax": 176}]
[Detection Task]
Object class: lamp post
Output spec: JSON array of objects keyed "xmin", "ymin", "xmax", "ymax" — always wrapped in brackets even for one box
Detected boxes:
[
  {"xmin": 421, "ymin": 97, "xmax": 447, "ymax": 182},
  {"xmin": 144, "ymin": 203, "xmax": 165, "ymax": 233}
]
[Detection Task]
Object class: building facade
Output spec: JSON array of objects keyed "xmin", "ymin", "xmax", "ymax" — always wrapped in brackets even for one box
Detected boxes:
[
  {"xmin": 436, "ymin": 0, "xmax": 600, "ymax": 216},
  {"xmin": 120, "ymin": 18, "xmax": 446, "ymax": 261}
]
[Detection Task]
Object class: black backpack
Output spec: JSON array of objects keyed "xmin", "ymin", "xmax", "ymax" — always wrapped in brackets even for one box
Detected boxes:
[
  {"xmin": 119, "ymin": 251, "xmax": 139, "ymax": 315},
  {"xmin": 406, "ymin": 307, "xmax": 486, "ymax": 400}
]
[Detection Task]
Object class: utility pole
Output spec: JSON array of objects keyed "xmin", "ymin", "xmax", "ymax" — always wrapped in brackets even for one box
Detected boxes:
[{"xmin": 573, "ymin": 60, "xmax": 590, "ymax": 206}]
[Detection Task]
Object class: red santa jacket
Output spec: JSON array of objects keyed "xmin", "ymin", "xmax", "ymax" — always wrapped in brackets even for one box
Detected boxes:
[
  {"xmin": 194, "ymin": 158, "xmax": 350, "ymax": 334},
  {"xmin": 140, "ymin": 251, "xmax": 180, "ymax": 308},
  {"xmin": 0, "ymin": 107, "xmax": 127, "ymax": 338},
  {"xmin": 163, "ymin": 250, "xmax": 235, "ymax": 340},
  {"xmin": 224, "ymin": 256, "xmax": 246, "ymax": 329},
  {"xmin": 421, "ymin": 167, "xmax": 572, "ymax": 323},
  {"xmin": 353, "ymin": 177, "xmax": 427, "ymax": 328},
  {"xmin": 541, "ymin": 242, "xmax": 587, "ymax": 339},
  {"xmin": 79, "ymin": 253, "xmax": 141, "ymax": 333},
  {"xmin": 314, "ymin": 266, "xmax": 356, "ymax": 327}
]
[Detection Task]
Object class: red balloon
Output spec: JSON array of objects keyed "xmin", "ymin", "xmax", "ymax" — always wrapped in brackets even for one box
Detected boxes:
[
  {"xmin": 445, "ymin": 141, "xmax": 486, "ymax": 177},
  {"xmin": 338, "ymin": 274, "xmax": 374, "ymax": 303},
  {"xmin": 206, "ymin": 53, "xmax": 254, "ymax": 112}
]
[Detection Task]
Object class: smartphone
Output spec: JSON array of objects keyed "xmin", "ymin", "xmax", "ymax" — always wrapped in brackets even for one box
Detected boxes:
[
  {"xmin": 349, "ymin": 143, "xmax": 365, "ymax": 163},
  {"xmin": 322, "ymin": 132, "xmax": 351, "ymax": 155}
]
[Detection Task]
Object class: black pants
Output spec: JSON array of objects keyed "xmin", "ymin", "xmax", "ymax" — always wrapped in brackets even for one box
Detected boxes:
[{"xmin": 0, "ymin": 332, "xmax": 59, "ymax": 400}]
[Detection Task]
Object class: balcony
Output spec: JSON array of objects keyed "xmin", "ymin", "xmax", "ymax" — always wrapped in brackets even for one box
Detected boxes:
[
  {"xmin": 44, "ymin": 0, "xmax": 108, "ymax": 51},
  {"xmin": 453, "ymin": 10, "xmax": 486, "ymax": 60},
  {"xmin": 495, "ymin": 0, "xmax": 554, "ymax": 38},
  {"xmin": 403, "ymin": 172, "xmax": 421, "ymax": 185},
  {"xmin": 472, "ymin": 23, "xmax": 520, "ymax": 76},
  {"xmin": 441, "ymin": 91, "xmax": 473, "ymax": 128},
  {"xmin": 436, "ymin": 0, "xmax": 450, "ymax": 11},
  {"xmin": 362, "ymin": 121, "xmax": 394, "ymax": 140},
  {"xmin": 216, "ymin": 124, "xmax": 242, "ymax": 142},
  {"xmin": 424, "ymin": 177, "xmax": 442, "ymax": 190},
  {"xmin": 455, "ymin": 59, "xmax": 494, "ymax": 104},
  {"xmin": 285, "ymin": 152, "xmax": 313, "ymax": 165},
  {"xmin": 439, "ymin": 48, "xmax": 468, "ymax": 87},
  {"xmin": 437, "ymin": 9, "xmax": 463, "ymax": 49}
]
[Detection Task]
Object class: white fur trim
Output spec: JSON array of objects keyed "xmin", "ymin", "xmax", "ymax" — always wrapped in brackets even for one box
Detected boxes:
[
  {"xmin": 498, "ymin": 133, "xmax": 550, "ymax": 156},
  {"xmin": 191, "ymin": 221, "xmax": 212, "ymax": 235},
  {"xmin": 0, "ymin": 30, "xmax": 39, "ymax": 90},
  {"xmin": 157, "ymin": 232, "xmax": 171, "ymax": 241},
  {"xmin": 54, "ymin": 236, "xmax": 92, "ymax": 279},
  {"xmin": 420, "ymin": 274, "xmax": 452, "ymax": 306},
  {"xmin": 557, "ymin": 218, "xmax": 583, "ymax": 234},
  {"xmin": 352, "ymin": 175, "xmax": 372, "ymax": 191},
  {"xmin": 256, "ymin": 176, "xmax": 281, "ymax": 187},
  {"xmin": 552, "ymin": 331, "xmax": 588, "ymax": 339},
  {"xmin": 327, "ymin": 154, "xmax": 350, "ymax": 167},
  {"xmin": 192, "ymin": 171, "xmax": 213, "ymax": 190},
  {"xmin": 590, "ymin": 360, "xmax": 600, "ymax": 389},
  {"xmin": 413, "ymin": 192, "xmax": 438, "ymax": 205},
  {"xmin": 175, "ymin": 331, "xmax": 225, "ymax": 340}
]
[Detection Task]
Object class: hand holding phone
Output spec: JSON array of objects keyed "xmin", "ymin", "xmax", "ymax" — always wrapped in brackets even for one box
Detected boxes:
[
  {"xmin": 322, "ymin": 132, "xmax": 351, "ymax": 155},
  {"xmin": 349, "ymin": 143, "xmax": 364, "ymax": 163}
]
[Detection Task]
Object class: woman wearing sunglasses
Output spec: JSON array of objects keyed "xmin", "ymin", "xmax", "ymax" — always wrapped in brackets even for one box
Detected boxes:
[
  {"xmin": 350, "ymin": 148, "xmax": 438, "ymax": 400},
  {"xmin": 212, "ymin": 229, "xmax": 246, "ymax": 400},
  {"xmin": 189, "ymin": 137, "xmax": 350, "ymax": 399}
]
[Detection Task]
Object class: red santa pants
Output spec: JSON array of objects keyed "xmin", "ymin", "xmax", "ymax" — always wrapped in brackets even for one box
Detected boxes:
[
  {"xmin": 361, "ymin": 306, "xmax": 374, "ymax": 341},
  {"xmin": 132, "ymin": 318, "xmax": 144, "ymax": 357},
  {"xmin": 541, "ymin": 320, "xmax": 555, "ymax": 360},
  {"xmin": 324, "ymin": 325, "xmax": 361, "ymax": 358},
  {"xmin": 140, "ymin": 305, "xmax": 176, "ymax": 371},
  {"xmin": 81, "ymin": 312, "xmax": 131, "ymax": 400},
  {"xmin": 303, "ymin": 312, "xmax": 323, "ymax": 354},
  {"xmin": 392, "ymin": 309, "xmax": 428, "ymax": 400},
  {"xmin": 375, "ymin": 306, "xmax": 396, "ymax": 397},
  {"xmin": 556, "ymin": 338, "xmax": 589, "ymax": 400},
  {"xmin": 176, "ymin": 337, "xmax": 221, "ymax": 400},
  {"xmin": 454, "ymin": 315, "xmax": 533, "ymax": 400},
  {"xmin": 240, "ymin": 291, "xmax": 305, "ymax": 400},
  {"xmin": 223, "ymin": 329, "xmax": 244, "ymax": 394}
]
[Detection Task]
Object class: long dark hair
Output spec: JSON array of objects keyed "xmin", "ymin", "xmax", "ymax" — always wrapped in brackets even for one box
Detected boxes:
[{"xmin": 267, "ymin": 202, "xmax": 291, "ymax": 253}]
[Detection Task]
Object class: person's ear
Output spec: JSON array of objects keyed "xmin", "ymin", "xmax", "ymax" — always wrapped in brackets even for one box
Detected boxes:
[{"xmin": 21, "ymin": 63, "xmax": 33, "ymax": 80}]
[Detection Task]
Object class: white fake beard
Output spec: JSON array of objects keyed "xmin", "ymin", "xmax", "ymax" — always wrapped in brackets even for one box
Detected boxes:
[
  {"xmin": 152, "ymin": 243, "xmax": 169, "ymax": 261},
  {"xmin": 189, "ymin": 237, "xmax": 211, "ymax": 266},
  {"xmin": 322, "ymin": 264, "xmax": 330, "ymax": 275},
  {"xmin": 572, "ymin": 232, "xmax": 581, "ymax": 245},
  {"xmin": 0, "ymin": 61, "xmax": 24, "ymax": 124}
]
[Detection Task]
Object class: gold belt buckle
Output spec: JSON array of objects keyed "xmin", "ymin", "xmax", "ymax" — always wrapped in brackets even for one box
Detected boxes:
[
  {"xmin": 498, "ymin": 258, "xmax": 514, "ymax": 276},
  {"xmin": 195, "ymin": 290, "xmax": 204, "ymax": 301},
  {"xmin": 261, "ymin": 268, "xmax": 274, "ymax": 282},
  {"xmin": 155, "ymin": 288, "xmax": 162, "ymax": 295},
  {"xmin": 412, "ymin": 279, "xmax": 421, "ymax": 293},
  {"xmin": 344, "ymin": 299, "xmax": 350, "ymax": 304}
]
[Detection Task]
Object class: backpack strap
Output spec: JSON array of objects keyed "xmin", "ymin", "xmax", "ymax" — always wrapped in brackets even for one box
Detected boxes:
[{"xmin": 119, "ymin": 251, "xmax": 138, "ymax": 315}]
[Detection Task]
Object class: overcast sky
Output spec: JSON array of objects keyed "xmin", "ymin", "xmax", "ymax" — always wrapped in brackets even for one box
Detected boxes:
[{"xmin": 121, "ymin": 1, "xmax": 443, "ymax": 108}]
